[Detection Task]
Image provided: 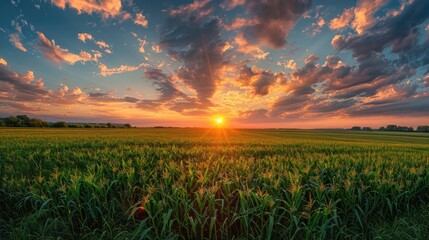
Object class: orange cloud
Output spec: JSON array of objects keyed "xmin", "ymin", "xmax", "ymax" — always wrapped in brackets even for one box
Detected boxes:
[
  {"xmin": 37, "ymin": 32, "xmax": 97, "ymax": 65},
  {"xmin": 329, "ymin": 8, "xmax": 354, "ymax": 30},
  {"xmin": 224, "ymin": 18, "xmax": 258, "ymax": 31},
  {"xmin": 0, "ymin": 57, "xmax": 7, "ymax": 66},
  {"xmin": 134, "ymin": 13, "xmax": 148, "ymax": 28},
  {"xmin": 95, "ymin": 40, "xmax": 109, "ymax": 48},
  {"xmin": 51, "ymin": 0, "xmax": 122, "ymax": 18},
  {"xmin": 352, "ymin": 0, "xmax": 387, "ymax": 34},
  {"xmin": 138, "ymin": 38, "xmax": 147, "ymax": 53},
  {"xmin": 234, "ymin": 33, "xmax": 269, "ymax": 59},
  {"xmin": 98, "ymin": 62, "xmax": 149, "ymax": 77},
  {"xmin": 330, "ymin": 0, "xmax": 388, "ymax": 34},
  {"xmin": 77, "ymin": 32, "xmax": 93, "ymax": 42},
  {"xmin": 151, "ymin": 44, "xmax": 162, "ymax": 53},
  {"xmin": 9, "ymin": 34, "xmax": 27, "ymax": 52}
]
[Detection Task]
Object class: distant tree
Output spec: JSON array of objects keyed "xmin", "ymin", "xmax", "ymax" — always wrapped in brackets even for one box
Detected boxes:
[
  {"xmin": 386, "ymin": 125, "xmax": 398, "ymax": 131},
  {"xmin": 4, "ymin": 116, "xmax": 21, "ymax": 127},
  {"xmin": 84, "ymin": 124, "xmax": 94, "ymax": 128},
  {"xmin": 417, "ymin": 126, "xmax": 429, "ymax": 132},
  {"xmin": 379, "ymin": 127, "xmax": 386, "ymax": 131},
  {"xmin": 16, "ymin": 115, "xmax": 31, "ymax": 126},
  {"xmin": 0, "ymin": 119, "xmax": 5, "ymax": 127},
  {"xmin": 351, "ymin": 126, "xmax": 362, "ymax": 131},
  {"xmin": 124, "ymin": 123, "xmax": 132, "ymax": 128},
  {"xmin": 107, "ymin": 122, "xmax": 112, "ymax": 128},
  {"xmin": 29, "ymin": 118, "xmax": 45, "ymax": 127},
  {"xmin": 52, "ymin": 121, "xmax": 68, "ymax": 128},
  {"xmin": 362, "ymin": 127, "xmax": 372, "ymax": 131}
]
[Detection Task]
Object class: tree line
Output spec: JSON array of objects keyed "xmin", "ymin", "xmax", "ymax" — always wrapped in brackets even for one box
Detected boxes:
[
  {"xmin": 0, "ymin": 115, "xmax": 132, "ymax": 128},
  {"xmin": 350, "ymin": 125, "xmax": 429, "ymax": 132}
]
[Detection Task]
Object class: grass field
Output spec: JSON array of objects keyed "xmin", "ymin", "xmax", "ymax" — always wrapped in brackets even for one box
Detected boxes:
[{"xmin": 1, "ymin": 128, "xmax": 429, "ymax": 239}]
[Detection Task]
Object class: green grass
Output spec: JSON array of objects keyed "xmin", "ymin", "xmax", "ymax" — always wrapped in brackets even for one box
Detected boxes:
[{"xmin": 1, "ymin": 128, "xmax": 429, "ymax": 239}]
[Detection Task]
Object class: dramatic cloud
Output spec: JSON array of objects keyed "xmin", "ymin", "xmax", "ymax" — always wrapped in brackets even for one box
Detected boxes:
[
  {"xmin": 242, "ymin": 0, "xmax": 313, "ymax": 49},
  {"xmin": 332, "ymin": 0, "xmax": 429, "ymax": 61},
  {"xmin": 234, "ymin": 33, "xmax": 269, "ymax": 59},
  {"xmin": 329, "ymin": 0, "xmax": 388, "ymax": 34},
  {"xmin": 51, "ymin": 0, "xmax": 122, "ymax": 18},
  {"xmin": 0, "ymin": 65, "xmax": 47, "ymax": 102},
  {"xmin": 349, "ymin": 95, "xmax": 429, "ymax": 116},
  {"xmin": 159, "ymin": 0, "xmax": 230, "ymax": 104},
  {"xmin": 134, "ymin": 13, "xmax": 148, "ymax": 28},
  {"xmin": 139, "ymin": 68, "xmax": 208, "ymax": 113},
  {"xmin": 351, "ymin": 0, "xmax": 387, "ymax": 34},
  {"xmin": 237, "ymin": 65, "xmax": 284, "ymax": 96},
  {"xmin": 2, "ymin": 0, "xmax": 429, "ymax": 125},
  {"xmin": 143, "ymin": 68, "xmax": 186, "ymax": 102},
  {"xmin": 98, "ymin": 62, "xmax": 148, "ymax": 77},
  {"xmin": 36, "ymin": 32, "xmax": 97, "ymax": 65},
  {"xmin": 271, "ymin": 94, "xmax": 309, "ymax": 117},
  {"xmin": 9, "ymin": 33, "xmax": 27, "ymax": 52}
]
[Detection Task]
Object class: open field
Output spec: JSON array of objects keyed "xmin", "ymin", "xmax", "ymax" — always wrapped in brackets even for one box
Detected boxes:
[{"xmin": 1, "ymin": 128, "xmax": 429, "ymax": 239}]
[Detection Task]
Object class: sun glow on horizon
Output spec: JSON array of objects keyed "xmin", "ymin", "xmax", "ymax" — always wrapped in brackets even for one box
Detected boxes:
[{"xmin": 213, "ymin": 116, "xmax": 225, "ymax": 127}]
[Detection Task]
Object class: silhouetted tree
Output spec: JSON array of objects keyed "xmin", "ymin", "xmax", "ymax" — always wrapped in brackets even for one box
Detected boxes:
[
  {"xmin": 52, "ymin": 121, "xmax": 68, "ymax": 128},
  {"xmin": 351, "ymin": 126, "xmax": 361, "ymax": 130},
  {"xmin": 4, "ymin": 116, "xmax": 21, "ymax": 127},
  {"xmin": 29, "ymin": 118, "xmax": 46, "ymax": 127},
  {"xmin": 417, "ymin": 126, "xmax": 429, "ymax": 132}
]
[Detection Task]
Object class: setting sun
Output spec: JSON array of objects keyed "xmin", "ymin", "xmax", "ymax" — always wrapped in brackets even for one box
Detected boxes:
[{"xmin": 216, "ymin": 117, "xmax": 223, "ymax": 124}]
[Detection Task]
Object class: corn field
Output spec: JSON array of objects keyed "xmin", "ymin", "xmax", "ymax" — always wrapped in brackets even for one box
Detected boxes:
[{"xmin": 1, "ymin": 128, "xmax": 429, "ymax": 239}]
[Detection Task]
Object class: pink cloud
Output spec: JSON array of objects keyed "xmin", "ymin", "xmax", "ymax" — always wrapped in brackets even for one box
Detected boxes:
[
  {"xmin": 9, "ymin": 34, "xmax": 27, "ymax": 52},
  {"xmin": 221, "ymin": 0, "xmax": 245, "ymax": 10},
  {"xmin": 224, "ymin": 18, "xmax": 258, "ymax": 31},
  {"xmin": 37, "ymin": 32, "xmax": 97, "ymax": 65},
  {"xmin": 167, "ymin": 0, "xmax": 213, "ymax": 19}
]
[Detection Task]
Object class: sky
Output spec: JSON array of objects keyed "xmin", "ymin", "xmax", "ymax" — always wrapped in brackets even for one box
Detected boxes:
[{"xmin": 0, "ymin": 0, "xmax": 428, "ymax": 128}]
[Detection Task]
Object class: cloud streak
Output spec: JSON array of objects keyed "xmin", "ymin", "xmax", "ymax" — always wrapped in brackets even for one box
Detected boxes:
[{"xmin": 37, "ymin": 32, "xmax": 97, "ymax": 65}]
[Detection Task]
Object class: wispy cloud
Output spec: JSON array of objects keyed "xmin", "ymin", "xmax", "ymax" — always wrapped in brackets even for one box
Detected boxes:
[
  {"xmin": 98, "ymin": 62, "xmax": 149, "ymax": 77},
  {"xmin": 37, "ymin": 32, "xmax": 97, "ymax": 65},
  {"xmin": 9, "ymin": 33, "xmax": 27, "ymax": 52}
]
